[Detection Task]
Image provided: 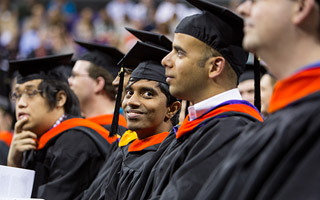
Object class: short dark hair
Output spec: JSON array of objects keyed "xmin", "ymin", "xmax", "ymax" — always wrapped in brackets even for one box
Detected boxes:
[
  {"xmin": 38, "ymin": 79, "xmax": 81, "ymax": 116},
  {"xmin": 199, "ymin": 44, "xmax": 238, "ymax": 87},
  {"xmin": 87, "ymin": 63, "xmax": 116, "ymax": 101},
  {"xmin": 128, "ymin": 78, "xmax": 180, "ymax": 126},
  {"xmin": 157, "ymin": 82, "xmax": 181, "ymax": 126}
]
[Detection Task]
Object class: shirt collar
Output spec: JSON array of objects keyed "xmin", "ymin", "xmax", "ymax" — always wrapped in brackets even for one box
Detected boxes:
[
  {"xmin": 188, "ymin": 88, "xmax": 242, "ymax": 121},
  {"xmin": 51, "ymin": 114, "xmax": 67, "ymax": 129}
]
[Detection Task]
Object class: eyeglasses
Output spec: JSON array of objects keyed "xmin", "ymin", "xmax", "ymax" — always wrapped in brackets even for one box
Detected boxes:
[{"xmin": 11, "ymin": 89, "xmax": 43, "ymax": 102}]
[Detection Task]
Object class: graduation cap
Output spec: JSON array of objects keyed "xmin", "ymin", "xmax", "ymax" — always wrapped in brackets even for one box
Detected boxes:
[
  {"xmin": 74, "ymin": 40, "xmax": 124, "ymax": 77},
  {"xmin": 9, "ymin": 54, "xmax": 73, "ymax": 84},
  {"xmin": 239, "ymin": 53, "xmax": 268, "ymax": 111},
  {"xmin": 110, "ymin": 41, "xmax": 170, "ymax": 136},
  {"xmin": 176, "ymin": 0, "xmax": 248, "ymax": 78},
  {"xmin": 125, "ymin": 27, "xmax": 172, "ymax": 51}
]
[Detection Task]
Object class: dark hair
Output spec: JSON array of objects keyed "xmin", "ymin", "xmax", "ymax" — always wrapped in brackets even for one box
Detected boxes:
[
  {"xmin": 157, "ymin": 82, "xmax": 181, "ymax": 126},
  {"xmin": 38, "ymin": 79, "xmax": 81, "ymax": 116},
  {"xmin": 87, "ymin": 63, "xmax": 116, "ymax": 101},
  {"xmin": 128, "ymin": 77, "xmax": 180, "ymax": 126},
  {"xmin": 199, "ymin": 44, "xmax": 238, "ymax": 87}
]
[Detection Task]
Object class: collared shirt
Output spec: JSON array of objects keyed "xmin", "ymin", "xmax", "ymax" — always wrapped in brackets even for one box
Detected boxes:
[
  {"xmin": 188, "ymin": 88, "xmax": 242, "ymax": 121},
  {"xmin": 51, "ymin": 114, "xmax": 67, "ymax": 129}
]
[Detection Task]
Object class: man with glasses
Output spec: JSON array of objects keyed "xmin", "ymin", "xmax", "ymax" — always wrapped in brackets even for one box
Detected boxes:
[
  {"xmin": 195, "ymin": 0, "xmax": 320, "ymax": 199},
  {"xmin": 69, "ymin": 40, "xmax": 127, "ymax": 134},
  {"xmin": 7, "ymin": 54, "xmax": 117, "ymax": 199}
]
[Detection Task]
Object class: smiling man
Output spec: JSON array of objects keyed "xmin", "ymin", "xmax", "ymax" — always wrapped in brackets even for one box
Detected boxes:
[
  {"xmin": 128, "ymin": 0, "xmax": 264, "ymax": 199},
  {"xmin": 7, "ymin": 54, "xmax": 118, "ymax": 199},
  {"xmin": 114, "ymin": 41, "xmax": 181, "ymax": 200},
  {"xmin": 78, "ymin": 37, "xmax": 180, "ymax": 200},
  {"xmin": 194, "ymin": 0, "xmax": 320, "ymax": 199}
]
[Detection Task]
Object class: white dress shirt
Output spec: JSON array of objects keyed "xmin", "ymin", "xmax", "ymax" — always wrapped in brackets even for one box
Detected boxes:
[{"xmin": 188, "ymin": 88, "xmax": 242, "ymax": 121}]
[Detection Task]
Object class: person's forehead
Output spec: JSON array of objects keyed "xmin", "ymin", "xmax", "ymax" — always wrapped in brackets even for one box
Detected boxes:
[
  {"xmin": 73, "ymin": 60, "xmax": 91, "ymax": 71},
  {"xmin": 173, "ymin": 33, "xmax": 207, "ymax": 48},
  {"xmin": 129, "ymin": 79, "xmax": 160, "ymax": 89},
  {"xmin": 15, "ymin": 79, "xmax": 42, "ymax": 90},
  {"xmin": 238, "ymin": 79, "xmax": 255, "ymax": 89}
]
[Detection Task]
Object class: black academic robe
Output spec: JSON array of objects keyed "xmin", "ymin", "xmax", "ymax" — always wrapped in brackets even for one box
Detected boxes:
[
  {"xmin": 77, "ymin": 143, "xmax": 123, "ymax": 200},
  {"xmin": 0, "ymin": 140, "xmax": 9, "ymax": 165},
  {"xmin": 194, "ymin": 68, "xmax": 320, "ymax": 200},
  {"xmin": 78, "ymin": 130, "xmax": 137, "ymax": 200},
  {"xmin": 23, "ymin": 116, "xmax": 118, "ymax": 200},
  {"xmin": 128, "ymin": 100, "xmax": 263, "ymax": 200},
  {"xmin": 87, "ymin": 114, "xmax": 127, "ymax": 136},
  {"xmin": 0, "ymin": 131, "xmax": 12, "ymax": 165},
  {"xmin": 116, "ymin": 131, "xmax": 170, "ymax": 200}
]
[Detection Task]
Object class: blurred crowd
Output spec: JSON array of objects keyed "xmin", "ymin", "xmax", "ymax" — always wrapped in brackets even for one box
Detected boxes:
[{"xmin": 0, "ymin": 0, "xmax": 207, "ymax": 61}]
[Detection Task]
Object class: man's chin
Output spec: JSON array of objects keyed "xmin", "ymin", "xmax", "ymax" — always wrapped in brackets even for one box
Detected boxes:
[{"xmin": 243, "ymin": 37, "xmax": 259, "ymax": 53}]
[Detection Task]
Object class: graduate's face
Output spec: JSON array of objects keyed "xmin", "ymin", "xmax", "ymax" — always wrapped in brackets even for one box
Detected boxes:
[
  {"xmin": 68, "ymin": 60, "xmax": 96, "ymax": 111},
  {"xmin": 260, "ymin": 73, "xmax": 275, "ymax": 116},
  {"xmin": 238, "ymin": 79, "xmax": 255, "ymax": 105},
  {"xmin": 236, "ymin": 0, "xmax": 295, "ymax": 53},
  {"xmin": 162, "ymin": 33, "xmax": 209, "ymax": 103},
  {"xmin": 14, "ymin": 79, "xmax": 57, "ymax": 134},
  {"xmin": 122, "ymin": 80, "xmax": 169, "ymax": 139}
]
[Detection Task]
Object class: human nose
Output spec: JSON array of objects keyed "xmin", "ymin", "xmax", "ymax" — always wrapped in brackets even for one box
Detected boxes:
[
  {"xmin": 16, "ymin": 94, "xmax": 28, "ymax": 108},
  {"xmin": 123, "ymin": 92, "xmax": 140, "ymax": 109},
  {"xmin": 236, "ymin": 0, "xmax": 252, "ymax": 17},
  {"xmin": 68, "ymin": 76, "xmax": 73, "ymax": 86},
  {"xmin": 112, "ymin": 76, "xmax": 120, "ymax": 87},
  {"xmin": 161, "ymin": 51, "xmax": 173, "ymax": 68}
]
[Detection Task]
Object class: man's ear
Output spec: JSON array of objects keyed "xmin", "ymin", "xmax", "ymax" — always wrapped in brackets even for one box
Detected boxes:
[
  {"xmin": 207, "ymin": 56, "xmax": 226, "ymax": 79},
  {"xmin": 56, "ymin": 91, "xmax": 67, "ymax": 108},
  {"xmin": 292, "ymin": 0, "xmax": 316, "ymax": 25},
  {"xmin": 94, "ymin": 76, "xmax": 105, "ymax": 93},
  {"xmin": 165, "ymin": 101, "xmax": 181, "ymax": 120}
]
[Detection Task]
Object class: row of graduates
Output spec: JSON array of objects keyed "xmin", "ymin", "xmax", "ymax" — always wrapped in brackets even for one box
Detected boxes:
[{"xmin": 6, "ymin": 0, "xmax": 320, "ymax": 199}]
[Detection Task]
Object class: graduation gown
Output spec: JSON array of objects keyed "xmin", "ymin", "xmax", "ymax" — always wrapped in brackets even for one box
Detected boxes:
[
  {"xmin": 128, "ymin": 100, "xmax": 263, "ymax": 200},
  {"xmin": 195, "ymin": 66, "xmax": 320, "ymax": 200},
  {"xmin": 23, "ymin": 116, "xmax": 119, "ymax": 200},
  {"xmin": 87, "ymin": 114, "xmax": 127, "ymax": 135},
  {"xmin": 0, "ymin": 131, "xmax": 12, "ymax": 165},
  {"xmin": 116, "ymin": 131, "xmax": 170, "ymax": 200},
  {"xmin": 78, "ymin": 130, "xmax": 137, "ymax": 200},
  {"xmin": 0, "ymin": 140, "xmax": 9, "ymax": 165}
]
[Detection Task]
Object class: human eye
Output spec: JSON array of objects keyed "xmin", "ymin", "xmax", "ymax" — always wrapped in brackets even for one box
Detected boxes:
[
  {"xmin": 70, "ymin": 72, "xmax": 76, "ymax": 78},
  {"xmin": 25, "ymin": 89, "xmax": 41, "ymax": 98},
  {"xmin": 124, "ymin": 68, "xmax": 133, "ymax": 76},
  {"xmin": 125, "ymin": 90, "xmax": 133, "ymax": 98},
  {"xmin": 11, "ymin": 92, "xmax": 21, "ymax": 101},
  {"xmin": 173, "ymin": 46, "xmax": 185, "ymax": 58},
  {"xmin": 25, "ymin": 89, "xmax": 36, "ymax": 97},
  {"xmin": 177, "ymin": 49, "xmax": 185, "ymax": 58},
  {"xmin": 143, "ymin": 91, "xmax": 154, "ymax": 98}
]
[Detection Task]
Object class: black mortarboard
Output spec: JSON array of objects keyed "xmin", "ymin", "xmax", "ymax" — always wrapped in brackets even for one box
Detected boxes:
[
  {"xmin": 118, "ymin": 41, "xmax": 169, "ymax": 72},
  {"xmin": 74, "ymin": 40, "xmax": 124, "ymax": 77},
  {"xmin": 125, "ymin": 27, "xmax": 172, "ymax": 51},
  {"xmin": 176, "ymin": 0, "xmax": 248, "ymax": 77},
  {"xmin": 9, "ymin": 54, "xmax": 73, "ymax": 84},
  {"xmin": 110, "ymin": 41, "xmax": 169, "ymax": 136},
  {"xmin": 239, "ymin": 65, "xmax": 255, "ymax": 83}
]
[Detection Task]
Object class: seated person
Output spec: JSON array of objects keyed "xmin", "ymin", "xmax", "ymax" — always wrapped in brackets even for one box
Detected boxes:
[{"xmin": 7, "ymin": 54, "xmax": 118, "ymax": 199}]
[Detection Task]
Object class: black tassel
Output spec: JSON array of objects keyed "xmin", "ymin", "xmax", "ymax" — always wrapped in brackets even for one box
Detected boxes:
[
  {"xmin": 253, "ymin": 56, "xmax": 261, "ymax": 112},
  {"xmin": 110, "ymin": 67, "xmax": 125, "ymax": 137}
]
